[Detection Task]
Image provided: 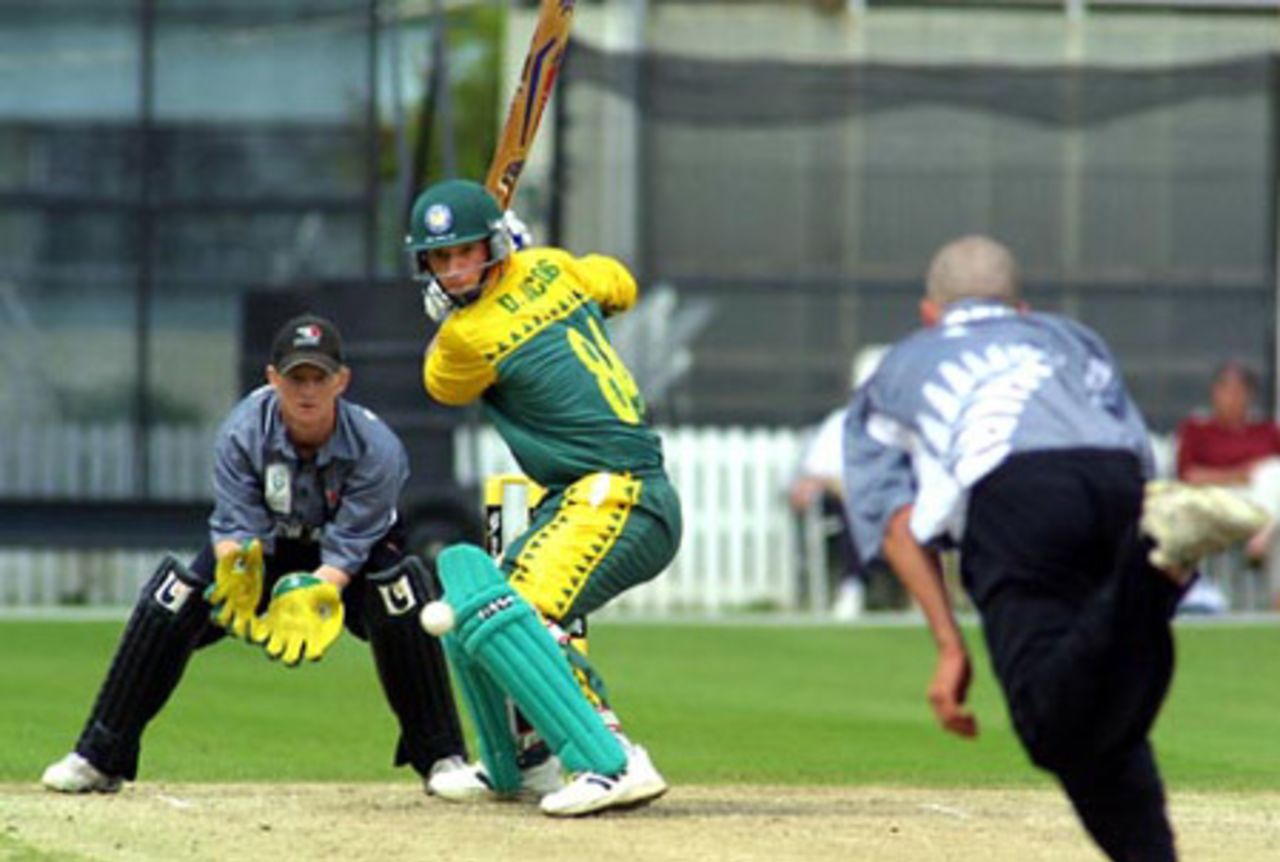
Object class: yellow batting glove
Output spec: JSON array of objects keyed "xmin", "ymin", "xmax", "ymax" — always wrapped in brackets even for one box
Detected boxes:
[
  {"xmin": 250, "ymin": 574, "xmax": 344, "ymax": 667},
  {"xmin": 204, "ymin": 539, "xmax": 264, "ymax": 640}
]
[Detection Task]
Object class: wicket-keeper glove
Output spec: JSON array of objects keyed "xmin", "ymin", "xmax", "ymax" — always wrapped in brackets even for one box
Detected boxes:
[
  {"xmin": 204, "ymin": 539, "xmax": 264, "ymax": 639},
  {"xmin": 250, "ymin": 574, "xmax": 344, "ymax": 667}
]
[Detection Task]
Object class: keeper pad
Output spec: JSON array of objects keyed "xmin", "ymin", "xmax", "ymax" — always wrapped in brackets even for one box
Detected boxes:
[
  {"xmin": 364, "ymin": 558, "xmax": 466, "ymax": 773},
  {"xmin": 76, "ymin": 555, "xmax": 209, "ymax": 779},
  {"xmin": 436, "ymin": 544, "xmax": 626, "ymax": 778}
]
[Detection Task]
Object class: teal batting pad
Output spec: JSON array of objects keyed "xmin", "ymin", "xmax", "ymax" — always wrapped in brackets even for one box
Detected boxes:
[
  {"xmin": 436, "ymin": 544, "xmax": 626, "ymax": 777},
  {"xmin": 440, "ymin": 632, "xmax": 521, "ymax": 793}
]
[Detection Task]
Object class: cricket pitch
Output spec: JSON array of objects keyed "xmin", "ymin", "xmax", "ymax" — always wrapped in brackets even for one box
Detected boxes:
[{"xmin": 4, "ymin": 784, "xmax": 1278, "ymax": 861}]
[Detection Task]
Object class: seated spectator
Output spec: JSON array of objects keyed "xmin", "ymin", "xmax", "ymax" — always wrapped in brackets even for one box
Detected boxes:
[
  {"xmin": 790, "ymin": 404, "xmax": 864, "ymax": 619},
  {"xmin": 1176, "ymin": 359, "xmax": 1280, "ymax": 603},
  {"xmin": 788, "ymin": 346, "xmax": 888, "ymax": 620}
]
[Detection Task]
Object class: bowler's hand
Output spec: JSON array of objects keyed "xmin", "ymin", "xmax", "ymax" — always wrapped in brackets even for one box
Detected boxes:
[{"xmin": 928, "ymin": 646, "xmax": 978, "ymax": 738}]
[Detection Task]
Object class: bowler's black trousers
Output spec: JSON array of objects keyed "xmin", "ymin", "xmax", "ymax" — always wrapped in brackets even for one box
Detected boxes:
[{"xmin": 962, "ymin": 449, "xmax": 1180, "ymax": 862}]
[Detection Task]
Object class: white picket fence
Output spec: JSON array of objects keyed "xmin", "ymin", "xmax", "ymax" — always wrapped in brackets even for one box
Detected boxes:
[
  {"xmin": 0, "ymin": 550, "xmax": 166, "ymax": 608},
  {"xmin": 3, "ymin": 422, "xmax": 1266, "ymax": 615},
  {"xmin": 1, "ymin": 422, "xmax": 821, "ymax": 614},
  {"xmin": 0, "ymin": 422, "xmax": 215, "ymax": 499},
  {"xmin": 453, "ymin": 426, "xmax": 816, "ymax": 617},
  {"xmin": 0, "ymin": 422, "xmax": 215, "ymax": 608}
]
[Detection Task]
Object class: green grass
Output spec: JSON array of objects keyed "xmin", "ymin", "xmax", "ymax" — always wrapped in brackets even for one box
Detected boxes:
[
  {"xmin": 0, "ymin": 830, "xmax": 85, "ymax": 862},
  {"xmin": 3, "ymin": 619, "xmax": 1278, "ymax": 790}
]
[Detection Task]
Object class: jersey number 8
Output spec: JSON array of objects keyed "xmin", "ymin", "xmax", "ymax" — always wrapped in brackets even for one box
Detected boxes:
[{"xmin": 567, "ymin": 317, "xmax": 642, "ymax": 425}]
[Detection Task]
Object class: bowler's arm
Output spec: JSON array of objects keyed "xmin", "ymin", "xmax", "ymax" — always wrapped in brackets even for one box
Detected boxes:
[{"xmin": 882, "ymin": 506, "xmax": 977, "ymax": 739}]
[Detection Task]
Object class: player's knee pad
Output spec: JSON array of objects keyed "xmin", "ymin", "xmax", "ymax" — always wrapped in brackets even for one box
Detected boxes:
[
  {"xmin": 116, "ymin": 555, "xmax": 210, "ymax": 668},
  {"xmin": 122, "ymin": 555, "xmax": 210, "ymax": 671},
  {"xmin": 79, "ymin": 556, "xmax": 209, "ymax": 778},
  {"xmin": 437, "ymin": 544, "xmax": 626, "ymax": 778},
  {"xmin": 365, "ymin": 556, "xmax": 436, "ymax": 623},
  {"xmin": 363, "ymin": 558, "xmax": 465, "ymax": 770},
  {"xmin": 141, "ymin": 554, "xmax": 208, "ymax": 618}
]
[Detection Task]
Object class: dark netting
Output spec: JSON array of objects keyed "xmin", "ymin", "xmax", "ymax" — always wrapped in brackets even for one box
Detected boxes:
[
  {"xmin": 558, "ymin": 43, "xmax": 1277, "ymax": 430},
  {"xmin": 566, "ymin": 43, "xmax": 1270, "ymax": 128}
]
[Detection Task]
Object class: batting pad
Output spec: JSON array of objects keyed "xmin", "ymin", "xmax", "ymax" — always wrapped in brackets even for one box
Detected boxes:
[
  {"xmin": 437, "ymin": 544, "xmax": 626, "ymax": 778},
  {"xmin": 439, "ymin": 633, "xmax": 522, "ymax": 793}
]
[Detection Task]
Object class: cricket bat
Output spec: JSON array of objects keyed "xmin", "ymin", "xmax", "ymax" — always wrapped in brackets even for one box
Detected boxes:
[{"xmin": 485, "ymin": 0, "xmax": 576, "ymax": 210}]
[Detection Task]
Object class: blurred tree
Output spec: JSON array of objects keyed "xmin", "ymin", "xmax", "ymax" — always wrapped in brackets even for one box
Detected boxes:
[
  {"xmin": 377, "ymin": 1, "xmax": 502, "ymax": 272},
  {"xmin": 407, "ymin": 3, "xmax": 502, "ymax": 197}
]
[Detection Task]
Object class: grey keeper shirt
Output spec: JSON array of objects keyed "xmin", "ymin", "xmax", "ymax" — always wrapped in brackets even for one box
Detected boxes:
[
  {"xmin": 843, "ymin": 299, "xmax": 1154, "ymax": 567},
  {"xmin": 208, "ymin": 385, "xmax": 410, "ymax": 575}
]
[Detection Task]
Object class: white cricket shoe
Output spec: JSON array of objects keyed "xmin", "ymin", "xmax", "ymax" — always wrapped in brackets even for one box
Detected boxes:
[
  {"xmin": 539, "ymin": 744, "xmax": 668, "ymax": 818},
  {"xmin": 1141, "ymin": 481, "xmax": 1269, "ymax": 579},
  {"xmin": 831, "ymin": 578, "xmax": 865, "ymax": 622},
  {"xmin": 421, "ymin": 754, "xmax": 469, "ymax": 794},
  {"xmin": 41, "ymin": 752, "xmax": 122, "ymax": 794},
  {"xmin": 1178, "ymin": 576, "xmax": 1228, "ymax": 616},
  {"xmin": 427, "ymin": 754, "xmax": 564, "ymax": 802}
]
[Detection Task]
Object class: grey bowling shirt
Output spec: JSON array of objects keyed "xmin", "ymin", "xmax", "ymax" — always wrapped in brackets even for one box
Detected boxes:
[{"xmin": 843, "ymin": 300, "xmax": 1154, "ymax": 566}]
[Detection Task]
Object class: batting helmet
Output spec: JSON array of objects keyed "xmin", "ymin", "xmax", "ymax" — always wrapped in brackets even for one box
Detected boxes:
[{"xmin": 404, "ymin": 179, "xmax": 513, "ymax": 282}]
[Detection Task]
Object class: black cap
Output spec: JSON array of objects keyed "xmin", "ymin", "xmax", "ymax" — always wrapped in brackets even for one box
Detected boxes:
[{"xmin": 270, "ymin": 314, "xmax": 344, "ymax": 375}]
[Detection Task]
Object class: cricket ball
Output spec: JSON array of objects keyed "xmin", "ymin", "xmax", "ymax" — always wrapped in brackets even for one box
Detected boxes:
[{"xmin": 419, "ymin": 600, "xmax": 456, "ymax": 636}]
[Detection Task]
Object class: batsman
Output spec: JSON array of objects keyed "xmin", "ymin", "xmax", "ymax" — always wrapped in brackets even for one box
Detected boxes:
[
  {"xmin": 41, "ymin": 314, "xmax": 468, "ymax": 794},
  {"xmin": 406, "ymin": 179, "xmax": 683, "ymax": 816}
]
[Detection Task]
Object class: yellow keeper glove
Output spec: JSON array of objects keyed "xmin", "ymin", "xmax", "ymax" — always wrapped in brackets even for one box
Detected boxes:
[
  {"xmin": 250, "ymin": 574, "xmax": 344, "ymax": 666},
  {"xmin": 204, "ymin": 539, "xmax": 264, "ymax": 640}
]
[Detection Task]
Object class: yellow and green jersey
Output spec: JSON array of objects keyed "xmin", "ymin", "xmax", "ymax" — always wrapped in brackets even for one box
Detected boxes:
[{"xmin": 424, "ymin": 248, "xmax": 665, "ymax": 488}]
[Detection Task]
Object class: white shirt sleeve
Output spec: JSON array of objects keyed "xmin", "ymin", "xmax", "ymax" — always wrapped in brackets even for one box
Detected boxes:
[{"xmin": 800, "ymin": 407, "xmax": 848, "ymax": 485}]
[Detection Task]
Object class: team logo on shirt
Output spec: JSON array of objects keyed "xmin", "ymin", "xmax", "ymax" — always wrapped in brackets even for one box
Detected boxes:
[
  {"xmin": 425, "ymin": 204, "xmax": 453, "ymax": 235},
  {"xmin": 919, "ymin": 343, "xmax": 1055, "ymax": 485},
  {"xmin": 265, "ymin": 462, "xmax": 292, "ymax": 515}
]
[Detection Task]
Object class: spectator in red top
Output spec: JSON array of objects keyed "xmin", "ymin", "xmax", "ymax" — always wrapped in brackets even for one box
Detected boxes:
[{"xmin": 1176, "ymin": 359, "xmax": 1280, "ymax": 571}]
